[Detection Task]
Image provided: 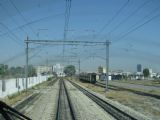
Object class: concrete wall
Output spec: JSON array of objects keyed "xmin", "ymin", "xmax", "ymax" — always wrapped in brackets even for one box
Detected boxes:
[{"xmin": 0, "ymin": 75, "xmax": 51, "ymax": 98}]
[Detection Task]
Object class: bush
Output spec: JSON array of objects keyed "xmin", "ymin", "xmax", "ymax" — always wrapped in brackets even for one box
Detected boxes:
[{"xmin": 47, "ymin": 77, "xmax": 53, "ymax": 81}]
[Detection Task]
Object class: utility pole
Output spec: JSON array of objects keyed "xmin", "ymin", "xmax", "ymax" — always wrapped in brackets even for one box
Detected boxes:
[
  {"xmin": 78, "ymin": 59, "xmax": 80, "ymax": 79},
  {"xmin": 46, "ymin": 53, "xmax": 49, "ymax": 74},
  {"xmin": 25, "ymin": 36, "xmax": 29, "ymax": 91},
  {"xmin": 105, "ymin": 40, "xmax": 110, "ymax": 91}
]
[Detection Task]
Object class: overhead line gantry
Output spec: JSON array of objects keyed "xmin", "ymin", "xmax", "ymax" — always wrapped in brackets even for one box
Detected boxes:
[{"xmin": 24, "ymin": 37, "xmax": 110, "ymax": 92}]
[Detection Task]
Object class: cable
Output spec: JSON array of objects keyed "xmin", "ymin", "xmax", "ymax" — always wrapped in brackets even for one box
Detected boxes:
[
  {"xmin": 94, "ymin": 0, "xmax": 130, "ymax": 40},
  {"xmin": 63, "ymin": 0, "xmax": 72, "ymax": 40},
  {"xmin": 66, "ymin": 0, "xmax": 72, "ymax": 35},
  {"xmin": 0, "ymin": 45, "xmax": 43, "ymax": 64},
  {"xmin": 113, "ymin": 7, "xmax": 160, "ymax": 43},
  {"xmin": 118, "ymin": 5, "xmax": 160, "ymax": 37},
  {"xmin": 0, "ymin": 13, "xmax": 64, "ymax": 38},
  {"xmin": 63, "ymin": 0, "xmax": 72, "ymax": 59},
  {"xmin": 0, "ymin": 4, "xmax": 29, "ymax": 36},
  {"xmin": 29, "ymin": 49, "xmax": 42, "ymax": 60},
  {"xmin": 106, "ymin": 0, "xmax": 151, "ymax": 37},
  {"xmin": 0, "ymin": 23, "xmax": 23, "ymax": 46},
  {"xmin": 8, "ymin": 0, "xmax": 37, "ymax": 36}
]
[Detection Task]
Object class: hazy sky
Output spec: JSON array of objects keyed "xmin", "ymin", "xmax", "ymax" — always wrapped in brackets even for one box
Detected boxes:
[{"xmin": 0, "ymin": 0, "xmax": 160, "ymax": 72}]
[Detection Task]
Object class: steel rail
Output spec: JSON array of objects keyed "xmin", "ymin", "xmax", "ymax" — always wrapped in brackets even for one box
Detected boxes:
[
  {"xmin": 56, "ymin": 79, "xmax": 76, "ymax": 120},
  {"xmin": 55, "ymin": 79, "xmax": 62, "ymax": 120},
  {"xmin": 63, "ymin": 80, "xmax": 76, "ymax": 120},
  {"xmin": 69, "ymin": 80, "xmax": 137, "ymax": 120}
]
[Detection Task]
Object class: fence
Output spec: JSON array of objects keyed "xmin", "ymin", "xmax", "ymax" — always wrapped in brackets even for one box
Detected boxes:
[{"xmin": 0, "ymin": 75, "xmax": 52, "ymax": 98}]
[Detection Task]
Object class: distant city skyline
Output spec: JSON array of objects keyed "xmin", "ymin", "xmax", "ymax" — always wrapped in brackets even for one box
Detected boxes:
[{"xmin": 137, "ymin": 64, "xmax": 142, "ymax": 73}]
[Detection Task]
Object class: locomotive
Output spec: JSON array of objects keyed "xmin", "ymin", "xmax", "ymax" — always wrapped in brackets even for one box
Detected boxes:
[{"xmin": 79, "ymin": 73, "xmax": 96, "ymax": 84}]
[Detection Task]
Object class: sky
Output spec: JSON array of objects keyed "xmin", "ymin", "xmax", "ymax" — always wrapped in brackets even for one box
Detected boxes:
[{"xmin": 0, "ymin": 0, "xmax": 160, "ymax": 72}]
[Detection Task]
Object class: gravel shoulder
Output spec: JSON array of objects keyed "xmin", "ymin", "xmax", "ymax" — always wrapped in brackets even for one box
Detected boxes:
[{"xmin": 22, "ymin": 80, "xmax": 59, "ymax": 120}]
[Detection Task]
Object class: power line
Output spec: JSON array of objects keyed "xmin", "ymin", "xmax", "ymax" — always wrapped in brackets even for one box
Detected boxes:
[
  {"xmin": 0, "ymin": 23, "xmax": 23, "ymax": 46},
  {"xmin": 113, "ymin": 12, "xmax": 160, "ymax": 43},
  {"xmin": 0, "ymin": 4, "xmax": 29, "ymax": 36},
  {"xmin": 8, "ymin": 0, "xmax": 37, "ymax": 36},
  {"xmin": 120, "ymin": 5, "xmax": 160, "ymax": 36},
  {"xmin": 25, "ymin": 40, "xmax": 107, "ymax": 46},
  {"xmin": 113, "ymin": 6, "xmax": 160, "ymax": 43},
  {"xmin": 94, "ymin": 0, "xmax": 130, "ymax": 40},
  {"xmin": 0, "ymin": 45, "xmax": 44, "ymax": 64},
  {"xmin": 106, "ymin": 0, "xmax": 151, "ymax": 37},
  {"xmin": 29, "ymin": 49, "xmax": 42, "ymax": 60},
  {"xmin": 0, "ymin": 13, "xmax": 64, "ymax": 38}
]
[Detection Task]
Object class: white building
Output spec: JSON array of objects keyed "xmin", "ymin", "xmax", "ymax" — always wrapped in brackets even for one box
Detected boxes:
[
  {"xmin": 52, "ymin": 64, "xmax": 65, "ymax": 77},
  {"xmin": 149, "ymin": 68, "xmax": 152, "ymax": 73},
  {"xmin": 36, "ymin": 65, "xmax": 52, "ymax": 75},
  {"xmin": 148, "ymin": 68, "xmax": 157, "ymax": 78}
]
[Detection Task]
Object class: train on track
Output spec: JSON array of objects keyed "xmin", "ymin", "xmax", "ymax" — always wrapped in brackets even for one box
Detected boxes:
[{"xmin": 79, "ymin": 73, "xmax": 96, "ymax": 84}]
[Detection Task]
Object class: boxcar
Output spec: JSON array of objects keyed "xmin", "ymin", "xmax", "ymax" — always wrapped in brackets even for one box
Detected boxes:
[{"xmin": 79, "ymin": 73, "xmax": 96, "ymax": 84}]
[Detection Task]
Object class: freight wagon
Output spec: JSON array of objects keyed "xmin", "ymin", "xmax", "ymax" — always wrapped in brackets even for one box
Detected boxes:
[{"xmin": 79, "ymin": 73, "xmax": 96, "ymax": 84}]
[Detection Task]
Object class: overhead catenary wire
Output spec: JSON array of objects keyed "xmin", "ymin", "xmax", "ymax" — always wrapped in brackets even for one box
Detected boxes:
[
  {"xmin": 0, "ymin": 45, "xmax": 44, "ymax": 64},
  {"xmin": 113, "ymin": 7, "xmax": 160, "ymax": 43},
  {"xmin": 8, "ymin": 0, "xmax": 37, "ymax": 37},
  {"xmin": 118, "ymin": 5, "xmax": 160, "ymax": 38},
  {"xmin": 0, "ymin": 23, "xmax": 23, "ymax": 46},
  {"xmin": 106, "ymin": 0, "xmax": 152, "ymax": 37},
  {"xmin": 0, "ymin": 13, "xmax": 64, "ymax": 38},
  {"xmin": 29, "ymin": 49, "xmax": 42, "ymax": 60},
  {"xmin": 0, "ymin": 4, "xmax": 29, "ymax": 36},
  {"xmin": 94, "ymin": 0, "xmax": 130, "ymax": 40}
]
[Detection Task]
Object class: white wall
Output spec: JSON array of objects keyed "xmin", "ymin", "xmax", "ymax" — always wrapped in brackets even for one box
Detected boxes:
[
  {"xmin": 0, "ymin": 75, "xmax": 52, "ymax": 98},
  {"xmin": 0, "ymin": 80, "xmax": 2, "ymax": 98}
]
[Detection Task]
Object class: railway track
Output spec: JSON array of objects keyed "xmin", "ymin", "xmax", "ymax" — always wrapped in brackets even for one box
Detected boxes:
[
  {"xmin": 96, "ymin": 82, "xmax": 160, "ymax": 99},
  {"xmin": 0, "ymin": 79, "xmax": 57, "ymax": 120},
  {"xmin": 56, "ymin": 79, "xmax": 75, "ymax": 120},
  {"xmin": 69, "ymin": 80, "xmax": 137, "ymax": 120},
  {"xmin": 47, "ymin": 78, "xmax": 58, "ymax": 86}
]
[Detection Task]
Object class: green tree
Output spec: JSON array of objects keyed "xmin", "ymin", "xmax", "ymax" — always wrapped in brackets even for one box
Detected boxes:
[
  {"xmin": 0, "ymin": 64, "xmax": 4, "ymax": 75},
  {"xmin": 9, "ymin": 65, "xmax": 36, "ymax": 77},
  {"xmin": 0, "ymin": 64, "xmax": 9, "ymax": 76},
  {"xmin": 28, "ymin": 65, "xmax": 37, "ymax": 77},
  {"xmin": 143, "ymin": 68, "xmax": 150, "ymax": 77},
  {"xmin": 10, "ymin": 67, "xmax": 16, "ymax": 76},
  {"xmin": 64, "ymin": 65, "xmax": 76, "ymax": 76},
  {"xmin": 98, "ymin": 66, "xmax": 103, "ymax": 74}
]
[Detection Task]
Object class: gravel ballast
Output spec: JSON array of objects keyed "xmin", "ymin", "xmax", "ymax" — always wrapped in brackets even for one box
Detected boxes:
[{"xmin": 65, "ymin": 80, "xmax": 116, "ymax": 120}]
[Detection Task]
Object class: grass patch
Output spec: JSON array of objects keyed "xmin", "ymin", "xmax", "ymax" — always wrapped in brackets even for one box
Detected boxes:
[
  {"xmin": 113, "ymin": 79, "xmax": 160, "ymax": 87},
  {"xmin": 47, "ymin": 77, "xmax": 54, "ymax": 81},
  {"xmin": 2, "ymin": 90, "xmax": 32, "ymax": 106}
]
